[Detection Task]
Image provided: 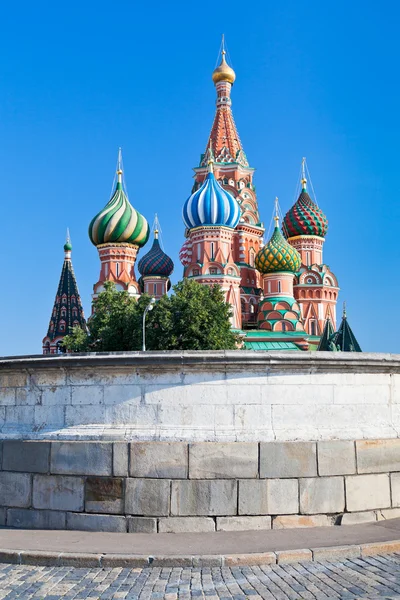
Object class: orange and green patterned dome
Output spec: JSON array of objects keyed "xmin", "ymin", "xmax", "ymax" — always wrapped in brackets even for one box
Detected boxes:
[
  {"xmin": 283, "ymin": 179, "xmax": 328, "ymax": 239},
  {"xmin": 256, "ymin": 218, "xmax": 301, "ymax": 274},
  {"xmin": 89, "ymin": 169, "xmax": 149, "ymax": 247}
]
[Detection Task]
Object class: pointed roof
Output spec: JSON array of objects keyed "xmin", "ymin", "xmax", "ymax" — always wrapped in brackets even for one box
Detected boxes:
[
  {"xmin": 330, "ymin": 306, "xmax": 362, "ymax": 352},
  {"xmin": 43, "ymin": 235, "xmax": 87, "ymax": 349},
  {"xmin": 317, "ymin": 319, "xmax": 335, "ymax": 351}
]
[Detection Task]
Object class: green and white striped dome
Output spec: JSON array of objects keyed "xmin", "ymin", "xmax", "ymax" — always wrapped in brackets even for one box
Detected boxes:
[{"xmin": 89, "ymin": 169, "xmax": 149, "ymax": 247}]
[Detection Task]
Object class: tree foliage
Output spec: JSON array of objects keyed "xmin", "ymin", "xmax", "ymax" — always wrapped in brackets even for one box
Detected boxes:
[{"xmin": 62, "ymin": 279, "xmax": 239, "ymax": 352}]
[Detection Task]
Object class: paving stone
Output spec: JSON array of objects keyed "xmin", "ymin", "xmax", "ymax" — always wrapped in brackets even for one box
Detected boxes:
[
  {"xmin": 125, "ymin": 478, "xmax": 170, "ymax": 516},
  {"xmin": 171, "ymin": 480, "xmax": 237, "ymax": 516},
  {"xmin": 260, "ymin": 442, "xmax": 317, "ymax": 478},
  {"xmin": 130, "ymin": 442, "xmax": 188, "ymax": 478},
  {"xmin": 51, "ymin": 441, "xmax": 112, "ymax": 475},
  {"xmin": 216, "ymin": 516, "xmax": 271, "ymax": 531},
  {"xmin": 189, "ymin": 443, "xmax": 258, "ymax": 479},
  {"xmin": 356, "ymin": 438, "xmax": 400, "ymax": 473},
  {"xmin": 2, "ymin": 441, "xmax": 50, "ymax": 473},
  {"xmin": 0, "ymin": 472, "xmax": 31, "ymax": 507},
  {"xmin": 272, "ymin": 514, "xmax": 333, "ymax": 529},
  {"xmin": 66, "ymin": 512, "xmax": 127, "ymax": 532},
  {"xmin": 85, "ymin": 476, "xmax": 123, "ymax": 513},
  {"xmin": 127, "ymin": 516, "xmax": 157, "ymax": 533},
  {"xmin": 6, "ymin": 508, "xmax": 66, "ymax": 529},
  {"xmin": 239, "ymin": 479, "xmax": 298, "ymax": 515},
  {"xmin": 32, "ymin": 475, "xmax": 84, "ymax": 511},
  {"xmin": 317, "ymin": 440, "xmax": 356, "ymax": 475},
  {"xmin": 300, "ymin": 476, "xmax": 345, "ymax": 514},
  {"xmin": 159, "ymin": 517, "xmax": 215, "ymax": 533},
  {"xmin": 346, "ymin": 473, "xmax": 391, "ymax": 511}
]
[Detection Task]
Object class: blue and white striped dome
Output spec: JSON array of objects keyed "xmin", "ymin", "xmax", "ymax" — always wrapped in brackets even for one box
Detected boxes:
[{"xmin": 182, "ymin": 172, "xmax": 241, "ymax": 230}]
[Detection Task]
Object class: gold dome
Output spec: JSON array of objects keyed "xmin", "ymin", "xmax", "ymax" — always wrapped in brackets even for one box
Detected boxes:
[{"xmin": 212, "ymin": 51, "xmax": 236, "ymax": 85}]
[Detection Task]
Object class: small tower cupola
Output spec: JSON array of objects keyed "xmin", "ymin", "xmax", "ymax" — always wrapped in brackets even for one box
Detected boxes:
[
  {"xmin": 255, "ymin": 203, "xmax": 301, "ymax": 275},
  {"xmin": 138, "ymin": 218, "xmax": 174, "ymax": 299}
]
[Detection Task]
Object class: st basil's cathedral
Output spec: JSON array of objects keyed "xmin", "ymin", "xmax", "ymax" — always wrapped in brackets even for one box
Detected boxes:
[{"xmin": 43, "ymin": 45, "xmax": 361, "ymax": 354}]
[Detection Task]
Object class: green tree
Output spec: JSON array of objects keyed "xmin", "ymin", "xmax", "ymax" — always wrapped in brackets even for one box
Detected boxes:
[{"xmin": 62, "ymin": 279, "xmax": 239, "ymax": 352}]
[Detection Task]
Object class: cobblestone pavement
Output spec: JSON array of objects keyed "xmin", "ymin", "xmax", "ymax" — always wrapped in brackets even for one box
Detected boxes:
[{"xmin": 2, "ymin": 555, "xmax": 400, "ymax": 599}]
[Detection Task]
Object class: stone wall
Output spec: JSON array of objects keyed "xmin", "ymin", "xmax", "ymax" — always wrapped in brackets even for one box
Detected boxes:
[
  {"xmin": 0, "ymin": 351, "xmax": 399, "ymax": 441},
  {"xmin": 0, "ymin": 439, "xmax": 400, "ymax": 533}
]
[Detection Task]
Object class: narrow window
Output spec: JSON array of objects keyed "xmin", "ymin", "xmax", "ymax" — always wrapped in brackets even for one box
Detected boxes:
[
  {"xmin": 310, "ymin": 321, "xmax": 317, "ymax": 335},
  {"xmin": 153, "ymin": 283, "xmax": 157, "ymax": 295},
  {"xmin": 210, "ymin": 242, "xmax": 215, "ymax": 260},
  {"xmin": 116, "ymin": 263, "xmax": 120, "ymax": 277},
  {"xmin": 282, "ymin": 322, "xmax": 287, "ymax": 332},
  {"xmin": 306, "ymin": 251, "xmax": 311, "ymax": 266},
  {"xmin": 277, "ymin": 281, "xmax": 281, "ymax": 293}
]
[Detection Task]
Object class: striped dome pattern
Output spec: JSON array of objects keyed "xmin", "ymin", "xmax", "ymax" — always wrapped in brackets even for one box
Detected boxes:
[
  {"xmin": 138, "ymin": 236, "xmax": 174, "ymax": 277},
  {"xmin": 179, "ymin": 238, "xmax": 192, "ymax": 266},
  {"xmin": 182, "ymin": 173, "xmax": 241, "ymax": 230},
  {"xmin": 283, "ymin": 188, "xmax": 328, "ymax": 239},
  {"xmin": 255, "ymin": 226, "xmax": 301, "ymax": 274},
  {"xmin": 89, "ymin": 177, "xmax": 149, "ymax": 247}
]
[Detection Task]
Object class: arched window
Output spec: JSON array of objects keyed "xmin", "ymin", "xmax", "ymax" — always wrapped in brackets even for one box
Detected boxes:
[
  {"xmin": 310, "ymin": 321, "xmax": 317, "ymax": 336},
  {"xmin": 249, "ymin": 249, "xmax": 255, "ymax": 267}
]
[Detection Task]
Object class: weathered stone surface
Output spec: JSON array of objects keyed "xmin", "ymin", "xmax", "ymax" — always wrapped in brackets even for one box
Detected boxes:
[
  {"xmin": 300, "ymin": 477, "xmax": 345, "ymax": 514},
  {"xmin": 159, "ymin": 517, "xmax": 215, "ymax": 533},
  {"xmin": 341, "ymin": 511, "xmax": 376, "ymax": 525},
  {"xmin": 224, "ymin": 553, "xmax": 276, "ymax": 566},
  {"xmin": 113, "ymin": 443, "xmax": 128, "ymax": 477},
  {"xmin": 85, "ymin": 477, "xmax": 123, "ymax": 514},
  {"xmin": 130, "ymin": 442, "xmax": 188, "ymax": 478},
  {"xmin": 127, "ymin": 517, "xmax": 157, "ymax": 533},
  {"xmin": 346, "ymin": 473, "xmax": 391, "ymax": 512},
  {"xmin": 189, "ymin": 443, "xmax": 258, "ymax": 479},
  {"xmin": 317, "ymin": 441, "xmax": 356, "ymax": 476},
  {"xmin": 7, "ymin": 508, "xmax": 66, "ymax": 529},
  {"xmin": 376, "ymin": 507, "xmax": 400, "ymax": 520},
  {"xmin": 0, "ymin": 472, "xmax": 31, "ymax": 508},
  {"xmin": 273, "ymin": 514, "xmax": 333, "ymax": 529},
  {"xmin": 390, "ymin": 473, "xmax": 400, "ymax": 507},
  {"xmin": 216, "ymin": 516, "xmax": 271, "ymax": 531},
  {"xmin": 260, "ymin": 442, "xmax": 317, "ymax": 478},
  {"xmin": 20, "ymin": 551, "xmax": 60, "ymax": 566},
  {"xmin": 51, "ymin": 442, "xmax": 112, "ymax": 476},
  {"xmin": 71, "ymin": 385, "xmax": 103, "ymax": 406},
  {"xmin": 0, "ymin": 388, "xmax": 16, "ymax": 406},
  {"xmin": 58, "ymin": 552, "xmax": 102, "ymax": 567},
  {"xmin": 171, "ymin": 480, "xmax": 237, "ymax": 516},
  {"xmin": 2, "ymin": 441, "xmax": 50, "ymax": 473},
  {"xmin": 239, "ymin": 479, "xmax": 298, "ymax": 515},
  {"xmin": 0, "ymin": 508, "xmax": 6, "ymax": 526},
  {"xmin": 276, "ymin": 549, "xmax": 313, "ymax": 564},
  {"xmin": 66, "ymin": 512, "xmax": 127, "ymax": 533},
  {"xmin": 125, "ymin": 479, "xmax": 170, "ymax": 516},
  {"xmin": 33, "ymin": 475, "xmax": 84, "ymax": 511},
  {"xmin": 356, "ymin": 439, "xmax": 400, "ymax": 474},
  {"xmin": 312, "ymin": 545, "xmax": 361, "ymax": 560}
]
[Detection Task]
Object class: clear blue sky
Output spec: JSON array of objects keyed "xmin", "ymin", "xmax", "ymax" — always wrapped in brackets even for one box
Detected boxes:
[{"xmin": 0, "ymin": 0, "xmax": 398, "ymax": 356}]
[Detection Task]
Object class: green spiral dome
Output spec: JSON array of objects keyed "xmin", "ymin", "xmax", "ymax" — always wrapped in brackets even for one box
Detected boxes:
[
  {"xmin": 255, "ymin": 225, "xmax": 301, "ymax": 274},
  {"xmin": 89, "ymin": 172, "xmax": 149, "ymax": 247}
]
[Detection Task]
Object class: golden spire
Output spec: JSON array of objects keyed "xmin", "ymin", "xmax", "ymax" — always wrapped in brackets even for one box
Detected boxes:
[
  {"xmin": 212, "ymin": 35, "xmax": 236, "ymax": 85},
  {"xmin": 208, "ymin": 159, "xmax": 214, "ymax": 174},
  {"xmin": 301, "ymin": 157, "xmax": 307, "ymax": 190},
  {"xmin": 117, "ymin": 147, "xmax": 123, "ymax": 184},
  {"xmin": 274, "ymin": 197, "xmax": 280, "ymax": 226}
]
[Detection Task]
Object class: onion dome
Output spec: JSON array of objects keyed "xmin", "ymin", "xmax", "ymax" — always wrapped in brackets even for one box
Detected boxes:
[
  {"xmin": 179, "ymin": 238, "xmax": 192, "ymax": 266},
  {"xmin": 212, "ymin": 50, "xmax": 236, "ymax": 85},
  {"xmin": 89, "ymin": 168, "xmax": 149, "ymax": 247},
  {"xmin": 256, "ymin": 212, "xmax": 301, "ymax": 274},
  {"xmin": 182, "ymin": 162, "xmax": 240, "ymax": 229},
  {"xmin": 138, "ymin": 230, "xmax": 174, "ymax": 277},
  {"xmin": 283, "ymin": 178, "xmax": 328, "ymax": 239}
]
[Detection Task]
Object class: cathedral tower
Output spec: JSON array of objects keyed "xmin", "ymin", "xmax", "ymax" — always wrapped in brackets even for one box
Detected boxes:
[
  {"xmin": 89, "ymin": 153, "xmax": 149, "ymax": 305},
  {"xmin": 42, "ymin": 233, "xmax": 86, "ymax": 354},
  {"xmin": 283, "ymin": 161, "xmax": 339, "ymax": 335},
  {"xmin": 138, "ymin": 222, "xmax": 174, "ymax": 299},
  {"xmin": 182, "ymin": 40, "xmax": 265, "ymax": 327}
]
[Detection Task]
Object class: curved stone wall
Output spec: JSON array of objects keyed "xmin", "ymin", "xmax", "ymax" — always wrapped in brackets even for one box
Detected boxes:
[
  {"xmin": 0, "ymin": 439, "xmax": 399, "ymax": 533},
  {"xmin": 0, "ymin": 351, "xmax": 399, "ymax": 441}
]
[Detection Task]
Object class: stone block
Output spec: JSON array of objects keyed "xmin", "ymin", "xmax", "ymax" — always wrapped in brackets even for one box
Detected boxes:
[
  {"xmin": 0, "ymin": 472, "xmax": 31, "ymax": 507},
  {"xmin": 31, "ymin": 369, "xmax": 66, "ymax": 387},
  {"xmin": 273, "ymin": 514, "xmax": 333, "ymax": 529},
  {"xmin": 233, "ymin": 405, "xmax": 272, "ymax": 434},
  {"xmin": 300, "ymin": 477, "xmax": 345, "ymax": 514},
  {"xmin": 4, "ymin": 406, "xmax": 34, "ymax": 429},
  {"xmin": 341, "ymin": 511, "xmax": 377, "ymax": 525},
  {"xmin": 66, "ymin": 512, "xmax": 127, "ymax": 533},
  {"xmin": 171, "ymin": 480, "xmax": 237, "ymax": 516},
  {"xmin": 276, "ymin": 549, "xmax": 313, "ymax": 564},
  {"xmin": 85, "ymin": 477, "xmax": 123, "ymax": 514},
  {"xmin": 216, "ymin": 516, "xmax": 271, "ymax": 531},
  {"xmin": 34, "ymin": 406, "xmax": 65, "ymax": 430},
  {"xmin": 101, "ymin": 554, "xmax": 149, "ymax": 568},
  {"xmin": 20, "ymin": 551, "xmax": 60, "ymax": 566},
  {"xmin": 151, "ymin": 556, "xmax": 193, "ymax": 567},
  {"xmin": 127, "ymin": 517, "xmax": 157, "ymax": 533},
  {"xmin": 15, "ymin": 388, "xmax": 41, "ymax": 406},
  {"xmin": 317, "ymin": 441, "xmax": 356, "ymax": 476},
  {"xmin": 0, "ymin": 508, "xmax": 6, "ymax": 525},
  {"xmin": 334, "ymin": 384, "xmax": 390, "ymax": 405},
  {"xmin": 3, "ymin": 441, "xmax": 50, "ymax": 473},
  {"xmin": 189, "ymin": 443, "xmax": 258, "ymax": 479},
  {"xmin": 260, "ymin": 442, "xmax": 317, "ymax": 478},
  {"xmin": 0, "ymin": 388, "xmax": 16, "ymax": 406},
  {"xmin": 130, "ymin": 442, "xmax": 188, "ymax": 478},
  {"xmin": 159, "ymin": 517, "xmax": 215, "ymax": 533},
  {"xmin": 356, "ymin": 439, "xmax": 400, "ymax": 474},
  {"xmin": 71, "ymin": 385, "xmax": 104, "ymax": 405},
  {"xmin": 125, "ymin": 479, "xmax": 170, "ymax": 516},
  {"xmin": 224, "ymin": 553, "xmax": 276, "ymax": 566},
  {"xmin": 376, "ymin": 508, "xmax": 400, "ymax": 521},
  {"xmin": 58, "ymin": 552, "xmax": 102, "ymax": 567},
  {"xmin": 7, "ymin": 508, "xmax": 66, "ymax": 529},
  {"xmin": 192, "ymin": 556, "xmax": 223, "ymax": 567},
  {"xmin": 51, "ymin": 442, "xmax": 112, "ymax": 476},
  {"xmin": 113, "ymin": 443, "xmax": 129, "ymax": 476},
  {"xmin": 312, "ymin": 545, "xmax": 361, "ymax": 560},
  {"xmin": 391, "ymin": 473, "xmax": 400, "ymax": 507},
  {"xmin": 104, "ymin": 384, "xmax": 141, "ymax": 405},
  {"xmin": 33, "ymin": 475, "xmax": 84, "ymax": 511},
  {"xmin": 238, "ymin": 479, "xmax": 298, "ymax": 515},
  {"xmin": 65, "ymin": 405, "xmax": 106, "ymax": 427},
  {"xmin": 40, "ymin": 386, "xmax": 71, "ymax": 406},
  {"xmin": 0, "ymin": 550, "xmax": 19, "ymax": 564},
  {"xmin": 346, "ymin": 473, "xmax": 391, "ymax": 511},
  {"xmin": 0, "ymin": 372, "xmax": 28, "ymax": 388},
  {"xmin": 361, "ymin": 541, "xmax": 400, "ymax": 556}
]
